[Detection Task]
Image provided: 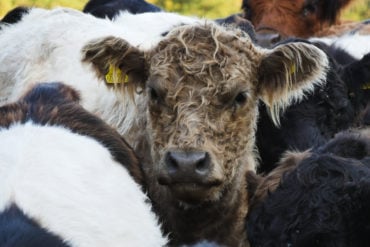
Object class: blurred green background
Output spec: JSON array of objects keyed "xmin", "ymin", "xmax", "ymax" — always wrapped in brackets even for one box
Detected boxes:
[{"xmin": 1, "ymin": 0, "xmax": 369, "ymax": 20}]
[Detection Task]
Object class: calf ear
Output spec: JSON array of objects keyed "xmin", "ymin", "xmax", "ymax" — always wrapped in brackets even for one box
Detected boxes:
[
  {"xmin": 257, "ymin": 42, "xmax": 328, "ymax": 125},
  {"xmin": 81, "ymin": 36, "xmax": 148, "ymax": 92}
]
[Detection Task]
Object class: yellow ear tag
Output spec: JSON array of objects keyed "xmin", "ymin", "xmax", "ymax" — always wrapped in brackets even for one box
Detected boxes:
[
  {"xmin": 362, "ymin": 82, "xmax": 370, "ymax": 90},
  {"xmin": 105, "ymin": 64, "xmax": 129, "ymax": 84},
  {"xmin": 289, "ymin": 64, "xmax": 296, "ymax": 75}
]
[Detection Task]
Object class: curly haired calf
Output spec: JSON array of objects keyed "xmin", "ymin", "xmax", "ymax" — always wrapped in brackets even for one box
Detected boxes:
[{"xmin": 82, "ymin": 23, "xmax": 328, "ymax": 246}]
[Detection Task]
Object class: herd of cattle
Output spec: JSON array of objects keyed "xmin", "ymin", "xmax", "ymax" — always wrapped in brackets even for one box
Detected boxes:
[{"xmin": 0, "ymin": 0, "xmax": 369, "ymax": 246}]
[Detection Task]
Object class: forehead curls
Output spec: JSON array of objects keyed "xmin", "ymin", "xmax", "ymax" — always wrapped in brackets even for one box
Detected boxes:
[{"xmin": 148, "ymin": 22, "xmax": 258, "ymax": 84}]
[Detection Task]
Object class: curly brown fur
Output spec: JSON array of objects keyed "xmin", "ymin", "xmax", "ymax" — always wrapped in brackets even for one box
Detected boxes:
[{"xmin": 145, "ymin": 23, "xmax": 258, "ymax": 247}]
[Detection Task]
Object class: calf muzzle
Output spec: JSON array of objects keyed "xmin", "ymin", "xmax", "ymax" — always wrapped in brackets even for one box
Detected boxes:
[
  {"xmin": 165, "ymin": 151, "xmax": 211, "ymax": 179},
  {"xmin": 157, "ymin": 150, "xmax": 222, "ymax": 204}
]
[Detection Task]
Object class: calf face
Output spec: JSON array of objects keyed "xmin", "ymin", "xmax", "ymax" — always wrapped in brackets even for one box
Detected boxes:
[
  {"xmin": 242, "ymin": 0, "xmax": 353, "ymax": 47},
  {"xmin": 82, "ymin": 22, "xmax": 328, "ymax": 207}
]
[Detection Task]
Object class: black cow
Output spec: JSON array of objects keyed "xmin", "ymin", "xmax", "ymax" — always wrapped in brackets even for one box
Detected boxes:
[
  {"xmin": 248, "ymin": 128, "xmax": 370, "ymax": 247},
  {"xmin": 83, "ymin": 0, "xmax": 162, "ymax": 19},
  {"xmin": 256, "ymin": 39, "xmax": 370, "ymax": 173}
]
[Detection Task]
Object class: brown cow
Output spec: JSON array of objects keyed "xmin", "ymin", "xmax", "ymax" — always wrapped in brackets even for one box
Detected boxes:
[
  {"xmin": 82, "ymin": 21, "xmax": 328, "ymax": 246},
  {"xmin": 241, "ymin": 0, "xmax": 354, "ymax": 46}
]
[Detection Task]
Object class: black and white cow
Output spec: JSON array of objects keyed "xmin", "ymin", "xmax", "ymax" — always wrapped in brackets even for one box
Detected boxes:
[{"xmin": 0, "ymin": 82, "xmax": 166, "ymax": 247}]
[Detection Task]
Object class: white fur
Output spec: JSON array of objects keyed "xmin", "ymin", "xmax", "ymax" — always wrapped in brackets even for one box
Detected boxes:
[
  {"xmin": 0, "ymin": 122, "xmax": 167, "ymax": 247},
  {"xmin": 330, "ymin": 33, "xmax": 370, "ymax": 59},
  {"xmin": 0, "ymin": 7, "xmax": 201, "ymax": 137},
  {"xmin": 310, "ymin": 33, "xmax": 370, "ymax": 59}
]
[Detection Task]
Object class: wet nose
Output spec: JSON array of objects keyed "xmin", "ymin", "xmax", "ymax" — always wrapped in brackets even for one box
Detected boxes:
[
  {"xmin": 255, "ymin": 31, "xmax": 281, "ymax": 48},
  {"xmin": 165, "ymin": 151, "xmax": 211, "ymax": 179}
]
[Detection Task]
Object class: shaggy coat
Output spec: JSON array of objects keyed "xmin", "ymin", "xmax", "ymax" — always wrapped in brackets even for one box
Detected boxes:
[
  {"xmin": 247, "ymin": 128, "xmax": 370, "ymax": 246},
  {"xmin": 0, "ymin": 8, "xmax": 329, "ymax": 246},
  {"xmin": 0, "ymin": 82, "xmax": 166, "ymax": 247},
  {"xmin": 241, "ymin": 0, "xmax": 354, "ymax": 46},
  {"xmin": 82, "ymin": 23, "xmax": 328, "ymax": 246}
]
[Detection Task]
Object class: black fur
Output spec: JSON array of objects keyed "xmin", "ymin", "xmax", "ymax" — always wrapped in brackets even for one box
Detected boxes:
[
  {"xmin": 83, "ymin": 0, "xmax": 162, "ymax": 19},
  {"xmin": 364, "ymin": 104, "xmax": 370, "ymax": 125},
  {"xmin": 215, "ymin": 14, "xmax": 257, "ymax": 43},
  {"xmin": 314, "ymin": 42, "xmax": 356, "ymax": 66},
  {"xmin": 256, "ymin": 39, "xmax": 370, "ymax": 173},
  {"xmin": 247, "ymin": 154, "xmax": 370, "ymax": 246},
  {"xmin": 315, "ymin": 129, "xmax": 370, "ymax": 159},
  {"xmin": 0, "ymin": 205, "xmax": 69, "ymax": 247},
  {"xmin": 248, "ymin": 129, "xmax": 370, "ymax": 246},
  {"xmin": 0, "ymin": 6, "xmax": 30, "ymax": 26},
  {"xmin": 318, "ymin": 0, "xmax": 352, "ymax": 24},
  {"xmin": 340, "ymin": 53, "xmax": 370, "ymax": 112}
]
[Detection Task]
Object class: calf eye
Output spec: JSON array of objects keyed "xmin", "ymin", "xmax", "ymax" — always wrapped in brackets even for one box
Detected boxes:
[
  {"xmin": 234, "ymin": 91, "xmax": 248, "ymax": 106},
  {"xmin": 302, "ymin": 4, "xmax": 316, "ymax": 16}
]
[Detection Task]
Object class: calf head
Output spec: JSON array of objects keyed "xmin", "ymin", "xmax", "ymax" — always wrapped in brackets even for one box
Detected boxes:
[
  {"xmin": 82, "ymin": 22, "xmax": 328, "ymax": 207},
  {"xmin": 242, "ymin": 0, "xmax": 353, "ymax": 47}
]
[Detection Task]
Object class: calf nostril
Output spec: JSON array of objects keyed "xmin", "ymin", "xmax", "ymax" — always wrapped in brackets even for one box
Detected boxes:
[
  {"xmin": 195, "ymin": 153, "xmax": 210, "ymax": 175},
  {"xmin": 165, "ymin": 152, "xmax": 179, "ymax": 174}
]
